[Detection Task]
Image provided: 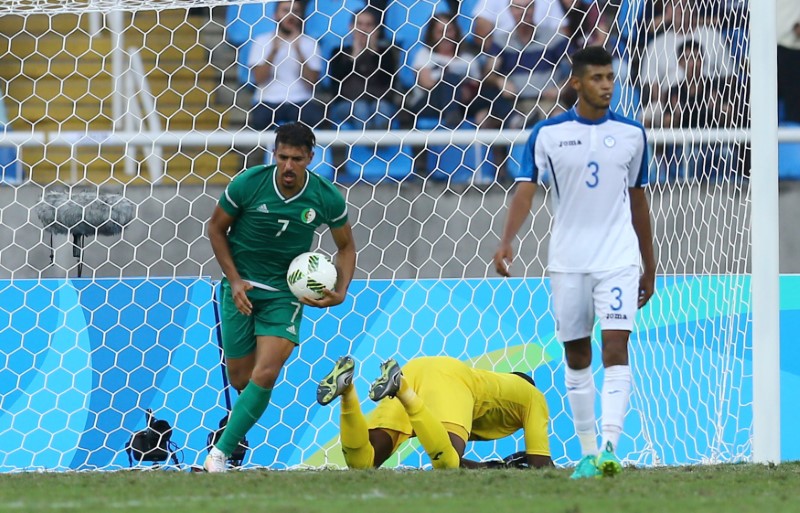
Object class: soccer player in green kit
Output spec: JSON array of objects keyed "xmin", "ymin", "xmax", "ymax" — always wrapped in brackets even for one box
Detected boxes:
[{"xmin": 205, "ymin": 122, "xmax": 356, "ymax": 472}]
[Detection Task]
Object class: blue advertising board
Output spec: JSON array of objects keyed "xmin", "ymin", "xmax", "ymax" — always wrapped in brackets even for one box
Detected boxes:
[{"xmin": 1, "ymin": 276, "xmax": 798, "ymax": 471}]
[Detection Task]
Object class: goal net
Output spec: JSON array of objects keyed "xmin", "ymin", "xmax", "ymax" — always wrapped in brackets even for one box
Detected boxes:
[{"xmin": 0, "ymin": 0, "xmax": 753, "ymax": 471}]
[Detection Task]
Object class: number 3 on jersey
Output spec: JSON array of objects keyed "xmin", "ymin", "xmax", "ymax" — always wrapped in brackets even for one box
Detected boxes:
[{"xmin": 585, "ymin": 161, "xmax": 600, "ymax": 188}]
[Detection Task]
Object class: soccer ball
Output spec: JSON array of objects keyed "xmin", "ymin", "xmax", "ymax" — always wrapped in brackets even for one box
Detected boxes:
[{"xmin": 286, "ymin": 252, "xmax": 338, "ymax": 300}]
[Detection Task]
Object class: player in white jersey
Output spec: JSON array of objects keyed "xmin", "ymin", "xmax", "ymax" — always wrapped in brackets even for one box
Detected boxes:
[{"xmin": 493, "ymin": 46, "xmax": 656, "ymax": 479}]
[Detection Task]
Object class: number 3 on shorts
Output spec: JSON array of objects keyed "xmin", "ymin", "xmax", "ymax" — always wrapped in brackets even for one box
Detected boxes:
[{"xmin": 610, "ymin": 286, "xmax": 623, "ymax": 311}]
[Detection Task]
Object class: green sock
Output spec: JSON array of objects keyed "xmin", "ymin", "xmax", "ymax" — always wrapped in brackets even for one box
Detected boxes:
[{"xmin": 216, "ymin": 381, "xmax": 272, "ymax": 457}]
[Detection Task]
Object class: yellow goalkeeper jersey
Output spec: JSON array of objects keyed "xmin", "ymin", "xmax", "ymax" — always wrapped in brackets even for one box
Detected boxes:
[{"xmin": 367, "ymin": 356, "xmax": 552, "ymax": 456}]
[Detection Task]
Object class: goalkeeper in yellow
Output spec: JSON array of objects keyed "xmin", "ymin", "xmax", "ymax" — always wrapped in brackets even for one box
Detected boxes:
[{"xmin": 316, "ymin": 356, "xmax": 554, "ymax": 469}]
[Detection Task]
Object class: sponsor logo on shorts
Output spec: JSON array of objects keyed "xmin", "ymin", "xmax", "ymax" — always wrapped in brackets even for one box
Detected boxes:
[
  {"xmin": 606, "ymin": 313, "xmax": 628, "ymax": 320},
  {"xmin": 286, "ymin": 325, "xmax": 297, "ymax": 335}
]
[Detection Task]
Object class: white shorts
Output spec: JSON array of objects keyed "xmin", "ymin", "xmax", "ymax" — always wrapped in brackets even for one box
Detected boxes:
[{"xmin": 550, "ymin": 265, "xmax": 640, "ymax": 342}]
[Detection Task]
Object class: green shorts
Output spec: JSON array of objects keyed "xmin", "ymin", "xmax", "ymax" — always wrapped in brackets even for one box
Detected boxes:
[{"xmin": 219, "ymin": 281, "xmax": 304, "ymax": 358}]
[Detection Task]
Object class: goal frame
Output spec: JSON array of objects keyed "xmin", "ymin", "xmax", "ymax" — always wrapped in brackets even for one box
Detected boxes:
[{"xmin": 749, "ymin": 0, "xmax": 780, "ymax": 464}]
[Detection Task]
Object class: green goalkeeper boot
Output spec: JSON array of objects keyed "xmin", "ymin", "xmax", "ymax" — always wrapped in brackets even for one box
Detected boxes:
[
  {"xmin": 596, "ymin": 441, "xmax": 622, "ymax": 477},
  {"xmin": 570, "ymin": 455, "xmax": 601, "ymax": 479}
]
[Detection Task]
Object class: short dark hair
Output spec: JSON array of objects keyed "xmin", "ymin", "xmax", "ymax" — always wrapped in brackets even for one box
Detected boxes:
[
  {"xmin": 511, "ymin": 371, "xmax": 536, "ymax": 388},
  {"xmin": 423, "ymin": 13, "xmax": 463, "ymax": 48},
  {"xmin": 571, "ymin": 46, "xmax": 613, "ymax": 76},
  {"xmin": 352, "ymin": 6, "xmax": 384, "ymax": 39},
  {"xmin": 274, "ymin": 122, "xmax": 315, "ymax": 152},
  {"xmin": 354, "ymin": 5, "xmax": 382, "ymax": 24}
]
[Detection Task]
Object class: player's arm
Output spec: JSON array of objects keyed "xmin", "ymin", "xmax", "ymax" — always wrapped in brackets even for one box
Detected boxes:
[
  {"xmin": 460, "ymin": 453, "xmax": 552, "ymax": 469},
  {"xmin": 630, "ymin": 187, "xmax": 656, "ymax": 308},
  {"xmin": 493, "ymin": 181, "xmax": 538, "ymax": 277},
  {"xmin": 521, "ymin": 395, "xmax": 554, "ymax": 468},
  {"xmin": 526, "ymin": 453, "xmax": 554, "ymax": 468},
  {"xmin": 251, "ymin": 37, "xmax": 279, "ymax": 85},
  {"xmin": 302, "ymin": 222, "xmax": 356, "ymax": 308},
  {"xmin": 208, "ymin": 206, "xmax": 253, "ymax": 315},
  {"xmin": 297, "ymin": 39, "xmax": 321, "ymax": 86}
]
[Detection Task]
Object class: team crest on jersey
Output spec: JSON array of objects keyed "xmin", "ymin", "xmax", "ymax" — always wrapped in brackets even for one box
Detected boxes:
[
  {"xmin": 604, "ymin": 136, "xmax": 616, "ymax": 148},
  {"xmin": 301, "ymin": 208, "xmax": 316, "ymax": 223}
]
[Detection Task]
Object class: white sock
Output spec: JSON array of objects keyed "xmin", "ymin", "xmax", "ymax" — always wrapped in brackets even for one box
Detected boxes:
[
  {"xmin": 565, "ymin": 366, "xmax": 598, "ymax": 457},
  {"xmin": 601, "ymin": 365, "xmax": 632, "ymax": 451}
]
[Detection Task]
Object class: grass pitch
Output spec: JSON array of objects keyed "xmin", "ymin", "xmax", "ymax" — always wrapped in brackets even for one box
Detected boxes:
[{"xmin": 2, "ymin": 463, "xmax": 799, "ymax": 513}]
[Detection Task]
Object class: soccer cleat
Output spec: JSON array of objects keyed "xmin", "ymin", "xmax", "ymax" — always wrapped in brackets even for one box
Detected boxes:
[
  {"xmin": 316, "ymin": 355, "xmax": 355, "ymax": 406},
  {"xmin": 203, "ymin": 447, "xmax": 227, "ymax": 473},
  {"xmin": 596, "ymin": 441, "xmax": 622, "ymax": 477},
  {"xmin": 570, "ymin": 455, "xmax": 601, "ymax": 479},
  {"xmin": 369, "ymin": 359, "xmax": 402, "ymax": 401}
]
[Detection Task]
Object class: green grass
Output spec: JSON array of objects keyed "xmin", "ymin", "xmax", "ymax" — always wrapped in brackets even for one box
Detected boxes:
[{"xmin": 2, "ymin": 463, "xmax": 800, "ymax": 513}]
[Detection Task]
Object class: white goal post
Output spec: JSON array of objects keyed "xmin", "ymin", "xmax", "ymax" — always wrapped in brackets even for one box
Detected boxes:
[{"xmin": 747, "ymin": 0, "xmax": 780, "ymax": 464}]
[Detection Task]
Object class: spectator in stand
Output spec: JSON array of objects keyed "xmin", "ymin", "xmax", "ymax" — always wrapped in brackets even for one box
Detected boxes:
[
  {"xmin": 558, "ymin": 0, "xmax": 600, "ymax": 53},
  {"xmin": 470, "ymin": 0, "xmax": 569, "ymax": 182},
  {"xmin": 474, "ymin": 0, "xmax": 569, "ymax": 131},
  {"xmin": 247, "ymin": 0, "xmax": 325, "ymax": 131},
  {"xmin": 666, "ymin": 40, "xmax": 736, "ymax": 130},
  {"xmin": 624, "ymin": 0, "xmax": 669, "ymax": 80},
  {"xmin": 778, "ymin": 0, "xmax": 800, "ymax": 123},
  {"xmin": 327, "ymin": 6, "xmax": 400, "ymax": 130},
  {"xmin": 472, "ymin": 0, "xmax": 565, "ymax": 51},
  {"xmin": 638, "ymin": 0, "xmax": 736, "ymax": 97},
  {"xmin": 656, "ymin": 39, "xmax": 746, "ymax": 181},
  {"xmin": 408, "ymin": 13, "xmax": 483, "ymax": 128}
]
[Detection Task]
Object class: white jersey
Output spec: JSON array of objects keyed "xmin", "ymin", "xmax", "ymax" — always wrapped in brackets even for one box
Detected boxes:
[{"xmin": 518, "ymin": 107, "xmax": 648, "ymax": 273}]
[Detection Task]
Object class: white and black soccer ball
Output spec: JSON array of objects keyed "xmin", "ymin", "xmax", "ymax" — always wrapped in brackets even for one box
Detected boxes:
[{"xmin": 286, "ymin": 252, "xmax": 338, "ymax": 300}]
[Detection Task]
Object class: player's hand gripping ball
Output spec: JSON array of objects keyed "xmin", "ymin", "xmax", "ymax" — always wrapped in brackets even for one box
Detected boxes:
[{"xmin": 287, "ymin": 252, "xmax": 338, "ymax": 300}]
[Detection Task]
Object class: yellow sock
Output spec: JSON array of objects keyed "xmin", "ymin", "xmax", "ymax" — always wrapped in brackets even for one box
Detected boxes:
[
  {"xmin": 398, "ymin": 383, "xmax": 459, "ymax": 469},
  {"xmin": 339, "ymin": 385, "xmax": 374, "ymax": 469}
]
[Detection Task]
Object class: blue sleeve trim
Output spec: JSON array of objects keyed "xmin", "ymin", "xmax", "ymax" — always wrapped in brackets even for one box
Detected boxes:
[
  {"xmin": 609, "ymin": 112, "xmax": 649, "ymax": 187},
  {"xmin": 635, "ymin": 126, "xmax": 649, "ymax": 187}
]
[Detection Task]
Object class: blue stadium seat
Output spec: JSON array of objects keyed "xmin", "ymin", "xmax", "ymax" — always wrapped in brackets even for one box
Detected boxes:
[
  {"xmin": 416, "ymin": 118, "xmax": 491, "ymax": 183},
  {"xmin": 384, "ymin": 0, "xmax": 450, "ymax": 47},
  {"xmin": 0, "ymin": 144, "xmax": 22, "ymax": 185},
  {"xmin": 457, "ymin": 0, "xmax": 480, "ymax": 38},
  {"xmin": 344, "ymin": 144, "xmax": 415, "ymax": 182},
  {"xmin": 779, "ymin": 123, "xmax": 800, "ymax": 180},
  {"xmin": 225, "ymin": 3, "xmax": 277, "ymax": 47},
  {"xmin": 310, "ymin": 146, "xmax": 337, "ymax": 182},
  {"xmin": 304, "ymin": 0, "xmax": 365, "ymax": 63},
  {"xmin": 225, "ymin": 3, "xmax": 277, "ymax": 86},
  {"xmin": 426, "ymin": 143, "xmax": 491, "ymax": 183},
  {"xmin": 611, "ymin": 77, "xmax": 642, "ymax": 120}
]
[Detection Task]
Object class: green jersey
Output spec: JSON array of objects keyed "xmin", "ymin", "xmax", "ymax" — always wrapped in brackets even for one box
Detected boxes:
[{"xmin": 218, "ymin": 164, "xmax": 348, "ymax": 293}]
